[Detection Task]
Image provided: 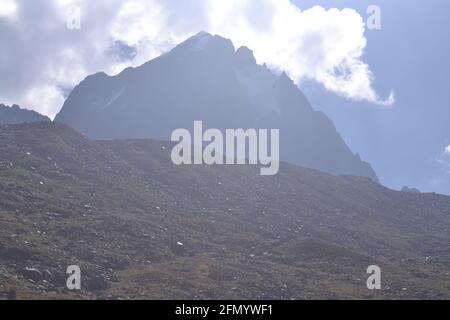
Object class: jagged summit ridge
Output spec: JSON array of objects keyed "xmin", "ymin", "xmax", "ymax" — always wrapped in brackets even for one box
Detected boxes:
[{"xmin": 0, "ymin": 104, "xmax": 50, "ymax": 125}]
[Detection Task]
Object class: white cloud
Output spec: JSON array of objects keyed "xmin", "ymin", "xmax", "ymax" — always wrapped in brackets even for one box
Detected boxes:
[
  {"xmin": 203, "ymin": 3, "xmax": 394, "ymax": 106},
  {"xmin": 0, "ymin": 0, "xmax": 17, "ymax": 17},
  {"xmin": 24, "ymin": 85, "xmax": 65, "ymax": 118},
  {"xmin": 436, "ymin": 145, "xmax": 450, "ymax": 177},
  {"xmin": 0, "ymin": 0, "xmax": 393, "ymax": 118}
]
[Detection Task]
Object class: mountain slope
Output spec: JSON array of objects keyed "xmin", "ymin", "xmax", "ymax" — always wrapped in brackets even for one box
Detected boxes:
[
  {"xmin": 55, "ymin": 32, "xmax": 378, "ymax": 182},
  {"xmin": 0, "ymin": 104, "xmax": 50, "ymax": 125},
  {"xmin": 0, "ymin": 122, "xmax": 449, "ymax": 299}
]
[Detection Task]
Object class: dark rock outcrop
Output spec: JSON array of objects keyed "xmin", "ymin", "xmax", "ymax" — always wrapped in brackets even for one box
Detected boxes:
[{"xmin": 0, "ymin": 104, "xmax": 50, "ymax": 125}]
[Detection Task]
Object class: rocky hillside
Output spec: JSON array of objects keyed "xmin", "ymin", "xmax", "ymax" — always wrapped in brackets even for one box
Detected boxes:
[
  {"xmin": 0, "ymin": 104, "xmax": 50, "ymax": 125},
  {"xmin": 55, "ymin": 32, "xmax": 378, "ymax": 182},
  {"xmin": 0, "ymin": 122, "xmax": 449, "ymax": 299}
]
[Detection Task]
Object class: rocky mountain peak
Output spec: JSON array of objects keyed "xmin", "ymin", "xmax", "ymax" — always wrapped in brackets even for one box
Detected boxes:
[
  {"xmin": 0, "ymin": 104, "xmax": 50, "ymax": 125},
  {"xmin": 235, "ymin": 46, "xmax": 257, "ymax": 67},
  {"xmin": 55, "ymin": 32, "xmax": 379, "ymax": 182}
]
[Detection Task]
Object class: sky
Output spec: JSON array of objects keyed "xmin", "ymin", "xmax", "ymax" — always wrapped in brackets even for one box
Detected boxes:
[
  {"xmin": 0, "ymin": 0, "xmax": 449, "ymax": 194},
  {"xmin": 294, "ymin": 0, "xmax": 450, "ymax": 195},
  {"xmin": 0, "ymin": 0, "xmax": 393, "ymax": 117}
]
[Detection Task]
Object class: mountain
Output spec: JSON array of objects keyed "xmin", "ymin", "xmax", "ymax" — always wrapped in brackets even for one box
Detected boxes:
[
  {"xmin": 55, "ymin": 32, "xmax": 378, "ymax": 182},
  {"xmin": 1, "ymin": 122, "xmax": 449, "ymax": 299},
  {"xmin": 402, "ymin": 186, "xmax": 421, "ymax": 193},
  {"xmin": 0, "ymin": 104, "xmax": 50, "ymax": 124}
]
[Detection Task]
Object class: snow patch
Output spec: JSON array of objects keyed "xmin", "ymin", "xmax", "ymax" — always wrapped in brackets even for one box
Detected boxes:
[{"xmin": 102, "ymin": 87, "xmax": 126, "ymax": 110}]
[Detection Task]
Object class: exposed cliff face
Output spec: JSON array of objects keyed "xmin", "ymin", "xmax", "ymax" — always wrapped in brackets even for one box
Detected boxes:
[{"xmin": 55, "ymin": 32, "xmax": 378, "ymax": 182}]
